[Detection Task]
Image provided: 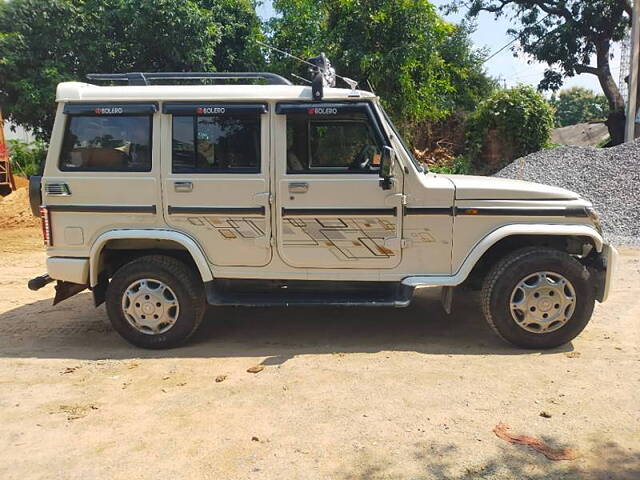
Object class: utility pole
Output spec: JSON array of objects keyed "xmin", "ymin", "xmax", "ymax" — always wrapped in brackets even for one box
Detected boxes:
[
  {"xmin": 619, "ymin": 33, "xmax": 631, "ymax": 103},
  {"xmin": 625, "ymin": 0, "xmax": 640, "ymax": 142}
]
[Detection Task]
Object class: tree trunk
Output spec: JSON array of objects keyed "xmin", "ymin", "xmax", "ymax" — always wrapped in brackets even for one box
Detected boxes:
[
  {"xmin": 595, "ymin": 39, "xmax": 626, "ymax": 145},
  {"xmin": 605, "ymin": 109, "xmax": 626, "ymax": 145}
]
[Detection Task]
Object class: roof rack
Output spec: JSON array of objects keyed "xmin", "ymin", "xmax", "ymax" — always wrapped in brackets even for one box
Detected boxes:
[{"xmin": 86, "ymin": 72, "xmax": 293, "ymax": 86}]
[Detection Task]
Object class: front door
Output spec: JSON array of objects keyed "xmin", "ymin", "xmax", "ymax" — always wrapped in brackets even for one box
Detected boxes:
[
  {"xmin": 274, "ymin": 102, "xmax": 403, "ymax": 269},
  {"xmin": 161, "ymin": 103, "xmax": 271, "ymax": 267}
]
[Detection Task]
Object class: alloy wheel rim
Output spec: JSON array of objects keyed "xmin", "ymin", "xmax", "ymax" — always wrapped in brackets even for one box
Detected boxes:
[
  {"xmin": 509, "ymin": 271, "xmax": 576, "ymax": 334},
  {"xmin": 121, "ymin": 278, "xmax": 179, "ymax": 335}
]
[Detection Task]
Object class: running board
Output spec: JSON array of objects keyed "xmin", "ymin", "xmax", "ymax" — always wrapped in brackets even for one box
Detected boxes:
[{"xmin": 204, "ymin": 280, "xmax": 415, "ymax": 308}]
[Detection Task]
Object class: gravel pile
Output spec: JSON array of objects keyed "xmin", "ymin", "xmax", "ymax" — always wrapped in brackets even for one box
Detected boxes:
[{"xmin": 494, "ymin": 140, "xmax": 640, "ymax": 246}]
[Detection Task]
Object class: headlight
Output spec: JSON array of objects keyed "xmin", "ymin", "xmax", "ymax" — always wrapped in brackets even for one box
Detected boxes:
[{"xmin": 586, "ymin": 206, "xmax": 602, "ymax": 234}]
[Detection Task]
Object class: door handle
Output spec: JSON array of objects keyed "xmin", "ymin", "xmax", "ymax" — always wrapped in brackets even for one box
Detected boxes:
[
  {"xmin": 174, "ymin": 181, "xmax": 193, "ymax": 193},
  {"xmin": 288, "ymin": 182, "xmax": 309, "ymax": 194}
]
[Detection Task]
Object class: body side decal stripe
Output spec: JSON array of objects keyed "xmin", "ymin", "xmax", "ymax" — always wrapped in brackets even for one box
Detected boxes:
[
  {"xmin": 47, "ymin": 205, "xmax": 156, "ymax": 214},
  {"xmin": 404, "ymin": 207, "xmax": 454, "ymax": 216},
  {"xmin": 454, "ymin": 206, "xmax": 588, "ymax": 217},
  {"xmin": 168, "ymin": 206, "xmax": 265, "ymax": 216},
  {"xmin": 282, "ymin": 207, "xmax": 396, "ymax": 217}
]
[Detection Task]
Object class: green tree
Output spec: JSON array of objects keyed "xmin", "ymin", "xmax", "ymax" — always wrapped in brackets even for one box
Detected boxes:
[
  {"xmin": 202, "ymin": 0, "xmax": 265, "ymax": 71},
  {"xmin": 269, "ymin": 0, "xmax": 494, "ymax": 135},
  {"xmin": 448, "ymin": 0, "xmax": 631, "ymax": 145},
  {"xmin": 466, "ymin": 85, "xmax": 554, "ymax": 172},
  {"xmin": 0, "ymin": 0, "xmax": 263, "ymax": 139},
  {"xmin": 439, "ymin": 21, "xmax": 499, "ymax": 113},
  {"xmin": 551, "ymin": 87, "xmax": 609, "ymax": 127}
]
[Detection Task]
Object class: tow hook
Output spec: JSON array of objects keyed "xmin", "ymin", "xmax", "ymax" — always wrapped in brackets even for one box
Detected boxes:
[{"xmin": 28, "ymin": 274, "xmax": 54, "ymax": 291}]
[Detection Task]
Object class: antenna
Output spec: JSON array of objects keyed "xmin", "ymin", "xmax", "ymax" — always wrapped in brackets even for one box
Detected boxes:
[
  {"xmin": 291, "ymin": 73, "xmax": 312, "ymax": 84},
  {"xmin": 255, "ymin": 39, "xmax": 360, "ymax": 98}
]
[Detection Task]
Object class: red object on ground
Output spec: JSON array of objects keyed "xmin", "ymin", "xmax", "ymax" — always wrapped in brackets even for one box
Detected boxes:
[{"xmin": 493, "ymin": 423, "xmax": 579, "ymax": 461}]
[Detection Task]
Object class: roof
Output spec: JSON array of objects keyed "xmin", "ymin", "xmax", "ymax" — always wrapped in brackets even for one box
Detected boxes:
[{"xmin": 55, "ymin": 82, "xmax": 377, "ymax": 103}]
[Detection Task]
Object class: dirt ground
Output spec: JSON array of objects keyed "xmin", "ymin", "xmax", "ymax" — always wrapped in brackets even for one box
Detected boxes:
[{"xmin": 0, "ymin": 226, "xmax": 639, "ymax": 480}]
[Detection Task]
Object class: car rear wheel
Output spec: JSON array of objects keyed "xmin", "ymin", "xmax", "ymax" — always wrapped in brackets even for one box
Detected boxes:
[
  {"xmin": 106, "ymin": 255, "xmax": 205, "ymax": 349},
  {"xmin": 482, "ymin": 247, "xmax": 595, "ymax": 349}
]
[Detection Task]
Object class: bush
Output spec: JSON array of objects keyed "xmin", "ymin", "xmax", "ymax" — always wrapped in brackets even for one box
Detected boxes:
[
  {"xmin": 465, "ymin": 85, "xmax": 554, "ymax": 173},
  {"xmin": 7, "ymin": 139, "xmax": 47, "ymax": 177},
  {"xmin": 428, "ymin": 155, "xmax": 472, "ymax": 174}
]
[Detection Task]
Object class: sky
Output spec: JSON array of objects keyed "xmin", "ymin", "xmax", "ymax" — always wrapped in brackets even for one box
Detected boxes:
[{"xmin": 257, "ymin": 0, "xmax": 622, "ymax": 97}]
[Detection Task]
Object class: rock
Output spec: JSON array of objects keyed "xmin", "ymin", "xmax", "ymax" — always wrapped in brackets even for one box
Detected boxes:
[
  {"xmin": 247, "ymin": 365, "xmax": 264, "ymax": 374},
  {"xmin": 540, "ymin": 411, "xmax": 552, "ymax": 418},
  {"xmin": 215, "ymin": 375, "xmax": 227, "ymax": 383},
  {"xmin": 494, "ymin": 140, "xmax": 640, "ymax": 246}
]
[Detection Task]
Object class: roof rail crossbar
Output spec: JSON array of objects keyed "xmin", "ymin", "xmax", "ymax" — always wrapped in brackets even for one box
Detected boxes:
[{"xmin": 86, "ymin": 72, "xmax": 293, "ymax": 86}]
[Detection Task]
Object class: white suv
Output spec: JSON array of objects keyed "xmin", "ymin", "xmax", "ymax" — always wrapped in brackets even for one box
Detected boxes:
[{"xmin": 28, "ymin": 70, "xmax": 617, "ymax": 349}]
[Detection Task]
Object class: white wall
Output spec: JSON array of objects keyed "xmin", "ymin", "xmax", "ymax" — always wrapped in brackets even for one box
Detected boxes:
[{"xmin": 3, "ymin": 123, "xmax": 35, "ymax": 143}]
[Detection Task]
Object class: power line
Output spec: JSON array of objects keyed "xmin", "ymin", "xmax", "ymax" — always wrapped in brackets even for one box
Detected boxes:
[{"xmin": 482, "ymin": 14, "xmax": 550, "ymax": 64}]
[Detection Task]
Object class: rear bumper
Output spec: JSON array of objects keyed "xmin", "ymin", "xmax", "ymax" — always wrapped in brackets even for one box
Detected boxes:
[
  {"xmin": 29, "ymin": 257, "xmax": 90, "ymax": 306},
  {"xmin": 46, "ymin": 257, "xmax": 89, "ymax": 285}
]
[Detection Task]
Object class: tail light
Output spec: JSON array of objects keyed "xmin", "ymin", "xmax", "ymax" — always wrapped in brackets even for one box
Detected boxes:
[{"xmin": 39, "ymin": 206, "xmax": 52, "ymax": 246}]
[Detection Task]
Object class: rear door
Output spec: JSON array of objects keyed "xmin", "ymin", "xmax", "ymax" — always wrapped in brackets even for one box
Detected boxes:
[
  {"xmin": 274, "ymin": 102, "xmax": 404, "ymax": 269},
  {"xmin": 43, "ymin": 102, "xmax": 162, "ymax": 253},
  {"xmin": 161, "ymin": 103, "xmax": 271, "ymax": 267}
]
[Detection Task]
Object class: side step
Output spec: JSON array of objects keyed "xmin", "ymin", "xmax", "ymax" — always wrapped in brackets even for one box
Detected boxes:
[{"xmin": 204, "ymin": 280, "xmax": 415, "ymax": 308}]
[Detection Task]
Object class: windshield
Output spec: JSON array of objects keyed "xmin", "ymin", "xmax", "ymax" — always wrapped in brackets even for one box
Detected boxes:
[{"xmin": 378, "ymin": 105, "xmax": 425, "ymax": 173}]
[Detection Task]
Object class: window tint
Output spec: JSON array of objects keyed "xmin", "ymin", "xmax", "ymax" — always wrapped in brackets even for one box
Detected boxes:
[
  {"xmin": 172, "ymin": 115, "xmax": 260, "ymax": 173},
  {"xmin": 59, "ymin": 116, "xmax": 152, "ymax": 171},
  {"xmin": 287, "ymin": 113, "xmax": 382, "ymax": 173}
]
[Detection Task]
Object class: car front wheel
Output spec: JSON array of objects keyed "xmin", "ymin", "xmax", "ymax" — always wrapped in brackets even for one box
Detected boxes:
[{"xmin": 481, "ymin": 247, "xmax": 595, "ymax": 349}]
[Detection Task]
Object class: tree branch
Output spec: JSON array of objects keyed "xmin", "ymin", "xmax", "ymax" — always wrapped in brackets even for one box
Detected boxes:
[
  {"xmin": 574, "ymin": 64, "xmax": 600, "ymax": 75},
  {"xmin": 531, "ymin": 1, "xmax": 573, "ymax": 21},
  {"xmin": 474, "ymin": 0, "xmax": 574, "ymax": 21}
]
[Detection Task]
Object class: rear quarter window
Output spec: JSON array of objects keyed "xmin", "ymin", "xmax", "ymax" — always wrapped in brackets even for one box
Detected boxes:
[{"xmin": 59, "ymin": 115, "xmax": 152, "ymax": 172}]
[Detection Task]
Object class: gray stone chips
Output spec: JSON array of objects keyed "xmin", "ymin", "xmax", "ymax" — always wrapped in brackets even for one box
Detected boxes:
[{"xmin": 494, "ymin": 140, "xmax": 640, "ymax": 246}]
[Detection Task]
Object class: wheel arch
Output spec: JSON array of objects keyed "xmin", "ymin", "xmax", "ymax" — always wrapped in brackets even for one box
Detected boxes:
[
  {"xmin": 460, "ymin": 224, "xmax": 603, "ymax": 287},
  {"xmin": 402, "ymin": 224, "xmax": 603, "ymax": 287},
  {"xmin": 89, "ymin": 230, "xmax": 213, "ymax": 287}
]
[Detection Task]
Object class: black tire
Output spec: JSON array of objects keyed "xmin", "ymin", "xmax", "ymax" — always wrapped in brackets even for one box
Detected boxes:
[
  {"xmin": 481, "ymin": 247, "xmax": 595, "ymax": 349},
  {"xmin": 105, "ymin": 255, "xmax": 206, "ymax": 349}
]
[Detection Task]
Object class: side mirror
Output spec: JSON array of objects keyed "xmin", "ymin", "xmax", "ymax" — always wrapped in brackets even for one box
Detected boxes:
[{"xmin": 379, "ymin": 146, "xmax": 396, "ymax": 190}]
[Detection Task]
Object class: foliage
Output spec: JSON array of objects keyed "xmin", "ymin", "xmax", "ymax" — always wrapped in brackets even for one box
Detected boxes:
[
  {"xmin": 438, "ymin": 21, "xmax": 499, "ymax": 113},
  {"xmin": 428, "ymin": 155, "xmax": 472, "ymax": 174},
  {"xmin": 268, "ymin": 0, "xmax": 496, "ymax": 135},
  {"xmin": 595, "ymin": 136, "xmax": 612, "ymax": 148},
  {"xmin": 447, "ymin": 0, "xmax": 631, "ymax": 145},
  {"xmin": 550, "ymin": 87, "xmax": 609, "ymax": 127},
  {"xmin": 465, "ymin": 85, "xmax": 554, "ymax": 170},
  {"xmin": 7, "ymin": 139, "xmax": 47, "ymax": 178},
  {"xmin": 0, "ymin": 0, "xmax": 263, "ymax": 139}
]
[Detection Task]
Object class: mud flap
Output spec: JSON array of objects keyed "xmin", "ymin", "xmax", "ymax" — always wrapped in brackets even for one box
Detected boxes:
[
  {"xmin": 53, "ymin": 281, "xmax": 88, "ymax": 306},
  {"xmin": 92, "ymin": 274, "xmax": 109, "ymax": 307},
  {"xmin": 441, "ymin": 286, "xmax": 454, "ymax": 314}
]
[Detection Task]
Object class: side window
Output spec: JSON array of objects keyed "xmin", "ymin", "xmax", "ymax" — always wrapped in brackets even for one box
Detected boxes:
[
  {"xmin": 59, "ymin": 115, "xmax": 152, "ymax": 172},
  {"xmin": 286, "ymin": 110, "xmax": 383, "ymax": 173},
  {"xmin": 171, "ymin": 115, "xmax": 261, "ymax": 173}
]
